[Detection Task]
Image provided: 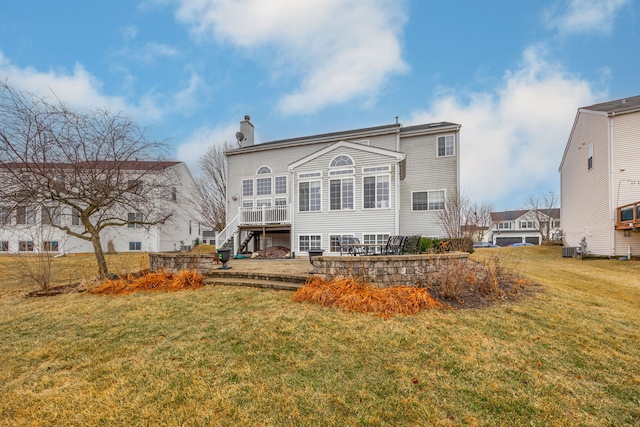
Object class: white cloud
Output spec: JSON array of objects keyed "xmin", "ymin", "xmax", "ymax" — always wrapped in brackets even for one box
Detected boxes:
[
  {"xmin": 174, "ymin": 121, "xmax": 241, "ymax": 175},
  {"xmin": 545, "ymin": 0, "xmax": 630, "ymax": 35},
  {"xmin": 171, "ymin": 0, "xmax": 409, "ymax": 115},
  {"xmin": 0, "ymin": 51, "xmax": 164, "ymax": 121},
  {"xmin": 409, "ymin": 46, "xmax": 599, "ymax": 207}
]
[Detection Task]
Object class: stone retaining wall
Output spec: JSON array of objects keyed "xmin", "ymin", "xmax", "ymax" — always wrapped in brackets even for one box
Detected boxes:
[
  {"xmin": 149, "ymin": 253, "xmax": 217, "ymax": 273},
  {"xmin": 311, "ymin": 253, "xmax": 469, "ymax": 287}
]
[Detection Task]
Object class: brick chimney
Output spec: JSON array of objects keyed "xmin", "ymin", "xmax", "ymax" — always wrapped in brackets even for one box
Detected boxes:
[{"xmin": 239, "ymin": 115, "xmax": 254, "ymax": 148}]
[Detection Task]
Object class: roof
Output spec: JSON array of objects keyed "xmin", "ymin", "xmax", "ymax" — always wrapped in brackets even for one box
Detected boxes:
[
  {"xmin": 491, "ymin": 208, "xmax": 560, "ymax": 222},
  {"xmin": 227, "ymin": 121, "xmax": 461, "ymax": 155},
  {"xmin": 580, "ymin": 95, "xmax": 640, "ymax": 115}
]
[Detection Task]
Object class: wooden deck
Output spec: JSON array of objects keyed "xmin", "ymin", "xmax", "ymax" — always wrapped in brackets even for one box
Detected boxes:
[{"xmin": 615, "ymin": 201, "xmax": 640, "ymax": 230}]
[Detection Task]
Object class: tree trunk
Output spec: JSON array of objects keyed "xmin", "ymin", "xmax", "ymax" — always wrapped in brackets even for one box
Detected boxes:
[{"xmin": 90, "ymin": 233, "xmax": 109, "ymax": 279}]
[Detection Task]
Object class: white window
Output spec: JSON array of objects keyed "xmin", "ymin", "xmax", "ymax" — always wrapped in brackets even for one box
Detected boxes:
[
  {"xmin": 520, "ymin": 221, "xmax": 535, "ymax": 229},
  {"xmin": 256, "ymin": 177, "xmax": 272, "ymax": 195},
  {"xmin": 42, "ymin": 206, "xmax": 62, "ymax": 225},
  {"xmin": 363, "ymin": 165, "xmax": 390, "ymax": 173},
  {"xmin": 363, "ymin": 233, "xmax": 389, "ymax": 254},
  {"xmin": 437, "ymin": 135, "xmax": 455, "ymax": 157},
  {"xmin": 299, "ymin": 181, "xmax": 321, "ymax": 212},
  {"xmin": 19, "ymin": 241, "xmax": 34, "ymax": 252},
  {"xmin": 129, "ymin": 241, "xmax": 142, "ymax": 251},
  {"xmin": 257, "ymin": 166, "xmax": 272, "ymax": 174},
  {"xmin": 588, "ymin": 143, "xmax": 593, "ymax": 170},
  {"xmin": 72, "ymin": 208, "xmax": 81, "ymax": 226},
  {"xmin": 299, "ymin": 235, "xmax": 321, "ymax": 251},
  {"xmin": 0, "ymin": 206, "xmax": 11, "ymax": 226},
  {"xmin": 330, "ymin": 234, "xmax": 355, "ymax": 252},
  {"xmin": 363, "ymin": 175, "xmax": 389, "ymax": 209},
  {"xmin": 298, "ymin": 171, "xmax": 321, "ymax": 179},
  {"xmin": 242, "ymin": 200, "xmax": 254, "ymax": 208},
  {"xmin": 16, "ymin": 206, "xmax": 36, "ymax": 225},
  {"xmin": 275, "ymin": 176, "xmax": 287, "ymax": 194},
  {"xmin": 330, "ymin": 178, "xmax": 354, "ymax": 210},
  {"xmin": 0, "ymin": 241, "xmax": 8, "ymax": 251},
  {"xmin": 256, "ymin": 198, "xmax": 272, "ymax": 207},
  {"xmin": 498, "ymin": 222, "xmax": 512, "ymax": 230},
  {"xmin": 127, "ymin": 212, "xmax": 143, "ymax": 228},
  {"xmin": 412, "ymin": 190, "xmax": 445, "ymax": 211},
  {"xmin": 274, "ymin": 197, "xmax": 287, "ymax": 206},
  {"xmin": 43, "ymin": 241, "xmax": 59, "ymax": 252},
  {"xmin": 330, "ymin": 155, "xmax": 354, "ymax": 167},
  {"xmin": 242, "ymin": 179, "xmax": 254, "ymax": 197}
]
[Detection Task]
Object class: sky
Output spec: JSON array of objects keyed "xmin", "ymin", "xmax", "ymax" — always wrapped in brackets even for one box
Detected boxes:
[{"xmin": 1, "ymin": 0, "xmax": 638, "ymax": 210}]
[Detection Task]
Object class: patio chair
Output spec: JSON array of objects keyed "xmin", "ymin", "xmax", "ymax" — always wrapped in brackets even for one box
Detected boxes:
[
  {"xmin": 402, "ymin": 235, "xmax": 422, "ymax": 254},
  {"xmin": 382, "ymin": 235, "xmax": 406, "ymax": 255},
  {"xmin": 340, "ymin": 236, "xmax": 365, "ymax": 256}
]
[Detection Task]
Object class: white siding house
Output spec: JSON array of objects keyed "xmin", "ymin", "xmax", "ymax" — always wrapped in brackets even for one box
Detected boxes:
[
  {"xmin": 219, "ymin": 117, "xmax": 460, "ymax": 255},
  {"xmin": 0, "ymin": 162, "xmax": 201, "ymax": 255},
  {"xmin": 559, "ymin": 95, "xmax": 640, "ymax": 257},
  {"xmin": 489, "ymin": 209, "xmax": 560, "ymax": 246}
]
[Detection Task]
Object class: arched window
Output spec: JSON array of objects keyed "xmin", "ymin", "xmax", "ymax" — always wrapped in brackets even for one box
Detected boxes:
[
  {"xmin": 330, "ymin": 155, "xmax": 354, "ymax": 168},
  {"xmin": 257, "ymin": 166, "xmax": 272, "ymax": 174}
]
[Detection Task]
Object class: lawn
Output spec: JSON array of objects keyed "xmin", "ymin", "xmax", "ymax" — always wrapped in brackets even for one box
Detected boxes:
[{"xmin": 0, "ymin": 247, "xmax": 638, "ymax": 426}]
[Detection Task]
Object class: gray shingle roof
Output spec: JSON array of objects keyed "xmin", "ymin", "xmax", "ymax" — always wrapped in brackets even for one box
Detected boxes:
[{"xmin": 581, "ymin": 95, "xmax": 640, "ymax": 114}]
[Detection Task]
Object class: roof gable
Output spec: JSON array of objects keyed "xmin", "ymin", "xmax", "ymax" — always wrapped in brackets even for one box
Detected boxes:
[{"xmin": 287, "ymin": 140, "xmax": 405, "ymax": 171}]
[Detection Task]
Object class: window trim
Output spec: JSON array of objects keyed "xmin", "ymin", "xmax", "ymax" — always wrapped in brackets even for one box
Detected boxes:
[
  {"xmin": 298, "ymin": 234, "xmax": 322, "ymax": 252},
  {"xmin": 274, "ymin": 175, "xmax": 287, "ymax": 195},
  {"xmin": 362, "ymin": 174, "xmax": 390, "ymax": 209},
  {"xmin": 329, "ymin": 154, "xmax": 355, "ymax": 168},
  {"xmin": 411, "ymin": 189, "xmax": 446, "ymax": 211},
  {"xmin": 256, "ymin": 166, "xmax": 272, "ymax": 175},
  {"xmin": 298, "ymin": 179, "xmax": 322, "ymax": 212},
  {"xmin": 329, "ymin": 177, "xmax": 354, "ymax": 211},
  {"xmin": 129, "ymin": 241, "xmax": 142, "ymax": 251},
  {"xmin": 437, "ymin": 134, "xmax": 455, "ymax": 157}
]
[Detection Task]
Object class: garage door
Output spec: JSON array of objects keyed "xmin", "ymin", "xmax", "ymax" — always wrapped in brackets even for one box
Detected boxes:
[
  {"xmin": 525, "ymin": 237, "xmax": 540, "ymax": 245},
  {"xmin": 495, "ymin": 237, "xmax": 522, "ymax": 246}
]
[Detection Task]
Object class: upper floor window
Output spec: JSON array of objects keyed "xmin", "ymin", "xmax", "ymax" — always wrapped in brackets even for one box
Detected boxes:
[
  {"xmin": 330, "ymin": 178, "xmax": 354, "ymax": 210},
  {"xmin": 299, "ymin": 181, "xmax": 321, "ymax": 212},
  {"xmin": 72, "ymin": 208, "xmax": 81, "ymax": 226},
  {"xmin": 256, "ymin": 177, "xmax": 272, "ymax": 195},
  {"xmin": 242, "ymin": 179, "xmax": 254, "ymax": 197},
  {"xmin": 127, "ymin": 212, "xmax": 143, "ymax": 228},
  {"xmin": 16, "ymin": 206, "xmax": 36, "ymax": 225},
  {"xmin": 275, "ymin": 176, "xmax": 287, "ymax": 194},
  {"xmin": 42, "ymin": 206, "xmax": 62, "ymax": 225},
  {"xmin": 257, "ymin": 166, "xmax": 272, "ymax": 174},
  {"xmin": 330, "ymin": 155, "xmax": 354, "ymax": 167},
  {"xmin": 412, "ymin": 190, "xmax": 445, "ymax": 211},
  {"xmin": 498, "ymin": 222, "xmax": 512, "ymax": 230},
  {"xmin": 437, "ymin": 135, "xmax": 455, "ymax": 157},
  {"xmin": 587, "ymin": 144, "xmax": 593, "ymax": 170},
  {"xmin": 0, "ymin": 206, "xmax": 11, "ymax": 226},
  {"xmin": 520, "ymin": 221, "xmax": 535, "ymax": 229},
  {"xmin": 363, "ymin": 175, "xmax": 389, "ymax": 209}
]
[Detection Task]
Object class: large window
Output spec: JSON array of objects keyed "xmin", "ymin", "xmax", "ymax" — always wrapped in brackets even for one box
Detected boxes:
[
  {"xmin": 275, "ymin": 176, "xmax": 287, "ymax": 194},
  {"xmin": 242, "ymin": 179, "xmax": 254, "ymax": 197},
  {"xmin": 42, "ymin": 206, "xmax": 62, "ymax": 225},
  {"xmin": 16, "ymin": 206, "xmax": 36, "ymax": 225},
  {"xmin": 127, "ymin": 212, "xmax": 143, "ymax": 228},
  {"xmin": 299, "ymin": 181, "xmax": 321, "ymax": 212},
  {"xmin": 363, "ymin": 175, "xmax": 389, "ymax": 209},
  {"xmin": 0, "ymin": 206, "xmax": 11, "ymax": 226},
  {"xmin": 330, "ymin": 178, "xmax": 354, "ymax": 210},
  {"xmin": 412, "ymin": 190, "xmax": 445, "ymax": 211},
  {"xmin": 256, "ymin": 177, "xmax": 272, "ymax": 195},
  {"xmin": 437, "ymin": 135, "xmax": 455, "ymax": 157},
  {"xmin": 299, "ymin": 235, "xmax": 321, "ymax": 252}
]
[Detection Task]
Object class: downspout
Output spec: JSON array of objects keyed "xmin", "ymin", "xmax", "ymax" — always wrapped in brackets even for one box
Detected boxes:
[
  {"xmin": 290, "ymin": 170, "xmax": 295, "ymax": 255},
  {"xmin": 395, "ymin": 122, "xmax": 401, "ymax": 234},
  {"xmin": 609, "ymin": 113, "xmax": 616, "ymax": 257}
]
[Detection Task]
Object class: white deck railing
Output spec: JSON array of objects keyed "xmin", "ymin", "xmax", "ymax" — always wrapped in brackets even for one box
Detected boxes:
[
  {"xmin": 239, "ymin": 205, "xmax": 291, "ymax": 225},
  {"xmin": 216, "ymin": 213, "xmax": 239, "ymax": 249}
]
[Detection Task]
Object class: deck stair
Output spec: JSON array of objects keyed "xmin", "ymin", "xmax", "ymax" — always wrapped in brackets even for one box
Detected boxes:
[{"xmin": 238, "ymin": 231, "xmax": 257, "ymax": 254}]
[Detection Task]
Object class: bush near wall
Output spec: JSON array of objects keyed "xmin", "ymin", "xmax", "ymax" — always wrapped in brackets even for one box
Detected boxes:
[{"xmin": 419, "ymin": 237, "xmax": 474, "ymax": 254}]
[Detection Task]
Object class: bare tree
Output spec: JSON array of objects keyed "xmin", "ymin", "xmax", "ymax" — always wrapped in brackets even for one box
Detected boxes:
[
  {"xmin": 437, "ymin": 192, "xmax": 472, "ymax": 239},
  {"xmin": 467, "ymin": 200, "xmax": 495, "ymax": 242},
  {"xmin": 190, "ymin": 141, "xmax": 238, "ymax": 232},
  {"xmin": 524, "ymin": 191, "xmax": 560, "ymax": 242},
  {"xmin": 0, "ymin": 81, "xmax": 175, "ymax": 278}
]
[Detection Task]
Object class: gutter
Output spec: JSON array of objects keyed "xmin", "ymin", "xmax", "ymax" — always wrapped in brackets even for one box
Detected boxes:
[{"xmin": 609, "ymin": 112, "xmax": 616, "ymax": 257}]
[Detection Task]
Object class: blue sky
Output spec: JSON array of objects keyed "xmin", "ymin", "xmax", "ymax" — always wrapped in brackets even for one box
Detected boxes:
[{"xmin": 1, "ymin": 0, "xmax": 638, "ymax": 210}]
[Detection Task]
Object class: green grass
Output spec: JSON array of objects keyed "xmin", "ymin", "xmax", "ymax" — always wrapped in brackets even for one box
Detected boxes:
[{"xmin": 0, "ymin": 247, "xmax": 639, "ymax": 426}]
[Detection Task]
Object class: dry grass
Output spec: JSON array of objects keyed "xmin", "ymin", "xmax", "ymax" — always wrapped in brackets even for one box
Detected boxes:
[
  {"xmin": 91, "ymin": 270, "xmax": 204, "ymax": 295},
  {"xmin": 0, "ymin": 247, "xmax": 638, "ymax": 426},
  {"xmin": 293, "ymin": 276, "xmax": 444, "ymax": 318}
]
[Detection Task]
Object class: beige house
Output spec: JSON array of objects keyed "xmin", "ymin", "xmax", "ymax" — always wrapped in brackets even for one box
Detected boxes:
[{"xmin": 559, "ymin": 95, "xmax": 640, "ymax": 257}]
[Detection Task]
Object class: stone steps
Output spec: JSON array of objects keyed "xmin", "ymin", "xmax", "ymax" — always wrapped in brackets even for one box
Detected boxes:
[{"xmin": 204, "ymin": 270, "xmax": 310, "ymax": 291}]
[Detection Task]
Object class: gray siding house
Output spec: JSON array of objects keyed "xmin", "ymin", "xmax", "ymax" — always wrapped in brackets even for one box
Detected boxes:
[
  {"xmin": 219, "ymin": 117, "xmax": 460, "ymax": 256},
  {"xmin": 559, "ymin": 95, "xmax": 640, "ymax": 257}
]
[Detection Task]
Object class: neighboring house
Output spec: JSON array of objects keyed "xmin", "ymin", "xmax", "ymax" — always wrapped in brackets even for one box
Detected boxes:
[
  {"xmin": 0, "ymin": 161, "xmax": 201, "ymax": 254},
  {"xmin": 489, "ymin": 209, "xmax": 561, "ymax": 246},
  {"xmin": 559, "ymin": 95, "xmax": 640, "ymax": 257},
  {"xmin": 218, "ymin": 116, "xmax": 461, "ymax": 255}
]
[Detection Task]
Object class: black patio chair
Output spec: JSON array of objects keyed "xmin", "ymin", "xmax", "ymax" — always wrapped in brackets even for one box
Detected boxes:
[
  {"xmin": 382, "ymin": 235, "xmax": 406, "ymax": 255},
  {"xmin": 402, "ymin": 235, "xmax": 422, "ymax": 254},
  {"xmin": 340, "ymin": 236, "xmax": 365, "ymax": 256}
]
